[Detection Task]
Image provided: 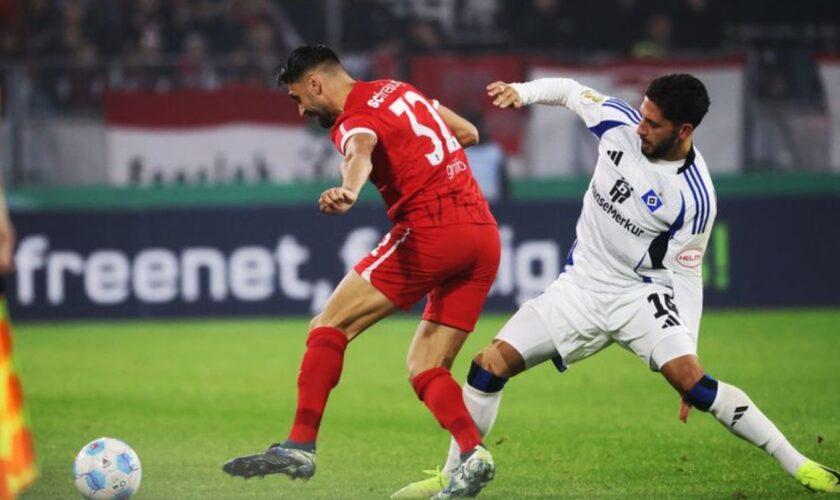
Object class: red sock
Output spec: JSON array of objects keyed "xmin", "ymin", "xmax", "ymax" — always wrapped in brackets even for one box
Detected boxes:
[
  {"xmin": 287, "ymin": 326, "xmax": 348, "ymax": 444},
  {"xmin": 411, "ymin": 367, "xmax": 482, "ymax": 452}
]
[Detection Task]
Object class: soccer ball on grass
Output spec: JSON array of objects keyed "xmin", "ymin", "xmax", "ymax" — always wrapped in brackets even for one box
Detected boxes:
[{"xmin": 73, "ymin": 437, "xmax": 142, "ymax": 499}]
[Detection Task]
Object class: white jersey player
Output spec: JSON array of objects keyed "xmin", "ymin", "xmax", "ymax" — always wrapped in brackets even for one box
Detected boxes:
[
  {"xmin": 394, "ymin": 74, "xmax": 840, "ymax": 499},
  {"xmin": 547, "ymin": 77, "xmax": 715, "ymax": 349}
]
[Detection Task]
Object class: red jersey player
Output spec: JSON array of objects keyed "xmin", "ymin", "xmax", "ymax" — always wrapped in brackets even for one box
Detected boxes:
[{"xmin": 224, "ymin": 45, "xmax": 500, "ymax": 498}]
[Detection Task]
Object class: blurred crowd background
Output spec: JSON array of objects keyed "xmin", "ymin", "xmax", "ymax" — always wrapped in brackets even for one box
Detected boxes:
[
  {"xmin": 0, "ymin": 0, "xmax": 839, "ymax": 189},
  {"xmin": 2, "ymin": 0, "xmax": 837, "ymax": 104}
]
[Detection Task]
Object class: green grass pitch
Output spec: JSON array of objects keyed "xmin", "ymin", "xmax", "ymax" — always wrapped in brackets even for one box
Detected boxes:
[{"xmin": 13, "ymin": 309, "xmax": 840, "ymax": 499}]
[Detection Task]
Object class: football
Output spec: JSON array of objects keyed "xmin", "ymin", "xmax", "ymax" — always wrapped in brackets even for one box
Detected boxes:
[{"xmin": 72, "ymin": 437, "xmax": 142, "ymax": 499}]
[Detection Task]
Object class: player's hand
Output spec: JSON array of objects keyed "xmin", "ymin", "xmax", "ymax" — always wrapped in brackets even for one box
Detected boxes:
[
  {"xmin": 0, "ymin": 210, "xmax": 15, "ymax": 273},
  {"xmin": 318, "ymin": 187, "xmax": 358, "ymax": 215},
  {"xmin": 679, "ymin": 397, "xmax": 693, "ymax": 423},
  {"xmin": 487, "ymin": 81, "xmax": 523, "ymax": 109}
]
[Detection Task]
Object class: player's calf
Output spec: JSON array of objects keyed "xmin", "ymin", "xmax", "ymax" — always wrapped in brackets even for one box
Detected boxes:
[
  {"xmin": 684, "ymin": 374, "xmax": 791, "ymax": 456},
  {"xmin": 446, "ymin": 362, "xmax": 509, "ymax": 473},
  {"xmin": 396, "ymin": 362, "xmax": 509, "ymax": 499},
  {"xmin": 681, "ymin": 372, "xmax": 840, "ymax": 493},
  {"xmin": 412, "ymin": 367, "xmax": 483, "ymax": 453}
]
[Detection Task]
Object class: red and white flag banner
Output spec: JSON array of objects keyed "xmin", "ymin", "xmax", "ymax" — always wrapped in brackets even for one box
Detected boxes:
[{"xmin": 104, "ymin": 86, "xmax": 341, "ymax": 186}]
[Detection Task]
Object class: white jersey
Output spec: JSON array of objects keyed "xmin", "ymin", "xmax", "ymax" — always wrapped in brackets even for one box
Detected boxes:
[{"xmin": 513, "ymin": 78, "xmax": 716, "ymax": 298}]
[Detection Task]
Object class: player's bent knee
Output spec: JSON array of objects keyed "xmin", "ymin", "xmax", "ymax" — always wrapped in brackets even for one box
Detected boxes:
[
  {"xmin": 684, "ymin": 374, "xmax": 719, "ymax": 412},
  {"xmin": 474, "ymin": 340, "xmax": 524, "ymax": 379},
  {"xmin": 650, "ymin": 333, "xmax": 696, "ymax": 373}
]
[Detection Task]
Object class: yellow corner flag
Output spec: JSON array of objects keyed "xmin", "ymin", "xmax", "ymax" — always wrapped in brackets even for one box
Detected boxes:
[{"xmin": 0, "ymin": 279, "xmax": 37, "ymax": 500}]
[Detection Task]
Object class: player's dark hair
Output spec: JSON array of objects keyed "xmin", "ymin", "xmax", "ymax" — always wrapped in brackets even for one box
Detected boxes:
[
  {"xmin": 277, "ymin": 44, "xmax": 342, "ymax": 86},
  {"xmin": 645, "ymin": 74, "xmax": 710, "ymax": 128}
]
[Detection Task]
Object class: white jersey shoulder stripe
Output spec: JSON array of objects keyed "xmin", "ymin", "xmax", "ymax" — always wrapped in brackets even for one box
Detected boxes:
[
  {"xmin": 685, "ymin": 164, "xmax": 711, "ymax": 234},
  {"xmin": 692, "ymin": 164, "xmax": 712, "ymax": 233},
  {"xmin": 682, "ymin": 165, "xmax": 702, "ymax": 235},
  {"xmin": 603, "ymin": 98, "xmax": 641, "ymax": 124},
  {"xmin": 339, "ymin": 126, "xmax": 378, "ymax": 155},
  {"xmin": 589, "ymin": 120, "xmax": 629, "ymax": 138}
]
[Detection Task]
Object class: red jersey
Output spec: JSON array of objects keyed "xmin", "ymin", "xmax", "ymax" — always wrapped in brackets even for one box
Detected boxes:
[{"xmin": 331, "ymin": 80, "xmax": 496, "ymax": 227}]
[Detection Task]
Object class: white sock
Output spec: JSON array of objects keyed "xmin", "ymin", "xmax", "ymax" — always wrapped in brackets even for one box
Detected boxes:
[
  {"xmin": 709, "ymin": 381, "xmax": 806, "ymax": 476},
  {"xmin": 771, "ymin": 441, "xmax": 808, "ymax": 476},
  {"xmin": 443, "ymin": 437, "xmax": 460, "ymax": 477},
  {"xmin": 443, "ymin": 383, "xmax": 503, "ymax": 476}
]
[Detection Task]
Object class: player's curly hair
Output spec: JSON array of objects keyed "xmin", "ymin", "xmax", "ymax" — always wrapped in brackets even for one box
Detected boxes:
[
  {"xmin": 277, "ymin": 45, "xmax": 342, "ymax": 86},
  {"xmin": 645, "ymin": 74, "xmax": 710, "ymax": 128}
]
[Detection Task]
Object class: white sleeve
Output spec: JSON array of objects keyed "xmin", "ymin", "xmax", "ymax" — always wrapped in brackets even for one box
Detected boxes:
[
  {"xmin": 510, "ymin": 78, "xmax": 578, "ymax": 107},
  {"xmin": 510, "ymin": 78, "xmax": 641, "ymax": 130}
]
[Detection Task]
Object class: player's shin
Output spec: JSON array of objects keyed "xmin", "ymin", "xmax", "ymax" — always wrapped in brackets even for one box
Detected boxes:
[
  {"xmin": 686, "ymin": 375, "xmax": 806, "ymax": 476},
  {"xmin": 286, "ymin": 326, "xmax": 349, "ymax": 448},
  {"xmin": 443, "ymin": 362, "xmax": 509, "ymax": 475},
  {"xmin": 412, "ymin": 367, "xmax": 483, "ymax": 454}
]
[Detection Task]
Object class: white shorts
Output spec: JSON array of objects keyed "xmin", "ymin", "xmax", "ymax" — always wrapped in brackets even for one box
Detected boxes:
[{"xmin": 496, "ymin": 273, "xmax": 698, "ymax": 372}]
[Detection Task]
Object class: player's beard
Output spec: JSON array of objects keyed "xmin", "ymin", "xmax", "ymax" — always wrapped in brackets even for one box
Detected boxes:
[
  {"xmin": 641, "ymin": 131, "xmax": 680, "ymax": 160},
  {"xmin": 305, "ymin": 109, "xmax": 336, "ymax": 128}
]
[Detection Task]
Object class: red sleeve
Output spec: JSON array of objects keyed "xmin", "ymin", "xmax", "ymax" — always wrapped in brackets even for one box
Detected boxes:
[{"xmin": 332, "ymin": 112, "xmax": 380, "ymax": 155}]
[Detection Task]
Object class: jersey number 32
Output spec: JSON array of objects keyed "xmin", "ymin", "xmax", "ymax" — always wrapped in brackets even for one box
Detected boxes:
[{"xmin": 389, "ymin": 91, "xmax": 462, "ymax": 166}]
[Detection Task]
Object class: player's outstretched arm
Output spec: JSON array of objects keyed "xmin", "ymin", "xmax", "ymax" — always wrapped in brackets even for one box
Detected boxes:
[
  {"xmin": 488, "ymin": 78, "xmax": 581, "ymax": 108},
  {"xmin": 437, "ymin": 104, "xmax": 479, "ymax": 147},
  {"xmin": 319, "ymin": 133, "xmax": 375, "ymax": 215},
  {"xmin": 489, "ymin": 78, "xmax": 615, "ymax": 131},
  {"xmin": 486, "ymin": 81, "xmax": 523, "ymax": 109}
]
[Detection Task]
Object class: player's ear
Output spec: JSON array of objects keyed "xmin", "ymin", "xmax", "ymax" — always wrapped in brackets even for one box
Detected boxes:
[
  {"xmin": 678, "ymin": 123, "xmax": 694, "ymax": 140},
  {"xmin": 306, "ymin": 73, "xmax": 323, "ymax": 96}
]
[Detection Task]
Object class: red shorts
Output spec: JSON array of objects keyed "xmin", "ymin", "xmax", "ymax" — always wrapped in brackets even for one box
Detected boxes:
[{"xmin": 353, "ymin": 223, "xmax": 500, "ymax": 332}]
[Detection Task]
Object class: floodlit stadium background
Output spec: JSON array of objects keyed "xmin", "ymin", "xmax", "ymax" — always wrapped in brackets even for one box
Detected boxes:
[
  {"xmin": 2, "ymin": 0, "xmax": 839, "ymax": 319},
  {"xmin": 1, "ymin": 1, "xmax": 839, "ymax": 498}
]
